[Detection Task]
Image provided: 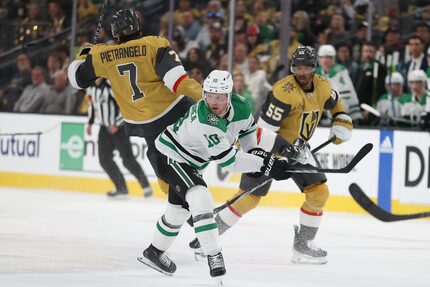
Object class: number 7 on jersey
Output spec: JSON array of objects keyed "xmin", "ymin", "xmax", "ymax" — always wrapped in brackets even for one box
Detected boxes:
[{"xmin": 117, "ymin": 62, "xmax": 145, "ymax": 102}]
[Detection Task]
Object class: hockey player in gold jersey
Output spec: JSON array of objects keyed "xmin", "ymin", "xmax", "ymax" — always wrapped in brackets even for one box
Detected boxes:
[
  {"xmin": 68, "ymin": 9, "xmax": 202, "ymax": 197},
  {"xmin": 189, "ymin": 46, "xmax": 353, "ymax": 264}
]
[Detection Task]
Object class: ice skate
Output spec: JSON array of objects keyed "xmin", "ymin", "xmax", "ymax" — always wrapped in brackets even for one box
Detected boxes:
[
  {"xmin": 106, "ymin": 189, "xmax": 128, "ymax": 199},
  {"xmin": 137, "ymin": 245, "xmax": 177, "ymax": 276},
  {"xmin": 207, "ymin": 252, "xmax": 226, "ymax": 285},
  {"xmin": 291, "ymin": 225, "xmax": 327, "ymax": 264},
  {"xmin": 189, "ymin": 237, "xmax": 206, "ymax": 261}
]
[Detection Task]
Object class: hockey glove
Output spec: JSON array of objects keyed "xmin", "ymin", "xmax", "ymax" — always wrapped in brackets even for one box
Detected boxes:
[
  {"xmin": 281, "ymin": 138, "xmax": 313, "ymax": 165},
  {"xmin": 329, "ymin": 113, "xmax": 352, "ymax": 144},
  {"xmin": 248, "ymin": 148, "xmax": 292, "ymax": 181}
]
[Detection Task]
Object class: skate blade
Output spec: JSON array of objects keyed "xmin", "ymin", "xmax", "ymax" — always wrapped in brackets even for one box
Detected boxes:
[
  {"xmin": 212, "ymin": 275, "xmax": 224, "ymax": 286},
  {"xmin": 137, "ymin": 256, "xmax": 173, "ymax": 276},
  {"xmin": 107, "ymin": 194, "xmax": 129, "ymax": 200},
  {"xmin": 193, "ymin": 251, "xmax": 207, "ymax": 261},
  {"xmin": 291, "ymin": 250, "xmax": 327, "ymax": 265}
]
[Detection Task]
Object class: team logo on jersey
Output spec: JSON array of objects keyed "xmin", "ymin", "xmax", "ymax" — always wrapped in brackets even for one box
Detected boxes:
[
  {"xmin": 282, "ymin": 82, "xmax": 295, "ymax": 93},
  {"xmin": 207, "ymin": 113, "xmax": 219, "ymax": 126},
  {"xmin": 299, "ymin": 110, "xmax": 320, "ymax": 141}
]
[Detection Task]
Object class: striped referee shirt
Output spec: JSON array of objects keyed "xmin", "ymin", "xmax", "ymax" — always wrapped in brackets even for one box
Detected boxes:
[{"xmin": 87, "ymin": 80, "xmax": 123, "ymax": 127}]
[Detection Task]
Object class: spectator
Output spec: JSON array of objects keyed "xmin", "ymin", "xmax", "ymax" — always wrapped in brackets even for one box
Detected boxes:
[
  {"xmin": 292, "ymin": 10, "xmax": 314, "ymax": 46},
  {"xmin": 326, "ymin": 13, "xmax": 350, "ymax": 45},
  {"xmin": 401, "ymin": 69, "xmax": 429, "ymax": 125},
  {"xmin": 181, "ymin": 11, "xmax": 200, "ymax": 41},
  {"xmin": 233, "ymin": 73, "xmax": 253, "ymax": 113},
  {"xmin": 415, "ymin": 23, "xmax": 430, "ymax": 50},
  {"xmin": 172, "ymin": 25, "xmax": 198, "ymax": 60},
  {"xmin": 351, "ymin": 21, "xmax": 369, "ymax": 61},
  {"xmin": 183, "ymin": 47, "xmax": 213, "ymax": 77},
  {"xmin": 16, "ymin": 3, "xmax": 46, "ymax": 46},
  {"xmin": 316, "ymin": 44, "xmax": 362, "ymax": 121},
  {"xmin": 381, "ymin": 28, "xmax": 403, "ymax": 65},
  {"xmin": 42, "ymin": 70, "xmax": 77, "ymax": 114},
  {"xmin": 235, "ymin": 0, "xmax": 252, "ymax": 22},
  {"xmin": 0, "ymin": 52, "xmax": 32, "ymax": 111},
  {"xmin": 46, "ymin": 53, "xmax": 61, "ymax": 84},
  {"xmin": 78, "ymin": 0, "xmax": 99, "ymax": 20},
  {"xmin": 195, "ymin": 11, "xmax": 224, "ymax": 50},
  {"xmin": 13, "ymin": 66, "xmax": 49, "ymax": 113},
  {"xmin": 46, "ymin": 1, "xmax": 68, "ymax": 37},
  {"xmin": 189, "ymin": 67, "xmax": 205, "ymax": 85},
  {"xmin": 206, "ymin": 0, "xmax": 225, "ymax": 19},
  {"xmin": 205, "ymin": 22, "xmax": 227, "ymax": 67},
  {"xmin": 173, "ymin": 0, "xmax": 200, "ymax": 25},
  {"xmin": 245, "ymin": 24, "xmax": 260, "ymax": 55},
  {"xmin": 244, "ymin": 56, "xmax": 271, "ymax": 117},
  {"xmin": 354, "ymin": 42, "xmax": 387, "ymax": 121},
  {"xmin": 403, "ymin": 35, "xmax": 428, "ymax": 91},
  {"xmin": 376, "ymin": 72, "xmax": 407, "ymax": 125},
  {"xmin": 255, "ymin": 11, "xmax": 276, "ymax": 44},
  {"xmin": 336, "ymin": 43, "xmax": 358, "ymax": 80},
  {"xmin": 234, "ymin": 42, "xmax": 249, "ymax": 77}
]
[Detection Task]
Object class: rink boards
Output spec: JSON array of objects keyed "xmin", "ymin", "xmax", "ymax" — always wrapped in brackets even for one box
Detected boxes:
[{"xmin": 0, "ymin": 112, "xmax": 429, "ymax": 214}]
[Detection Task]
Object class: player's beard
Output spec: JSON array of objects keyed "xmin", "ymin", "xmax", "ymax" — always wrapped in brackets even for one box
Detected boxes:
[{"xmin": 294, "ymin": 73, "xmax": 313, "ymax": 90}]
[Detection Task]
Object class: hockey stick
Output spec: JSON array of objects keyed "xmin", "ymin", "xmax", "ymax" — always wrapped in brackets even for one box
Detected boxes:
[
  {"xmin": 284, "ymin": 143, "xmax": 373, "ymax": 174},
  {"xmin": 93, "ymin": 0, "xmax": 109, "ymax": 44},
  {"xmin": 349, "ymin": 183, "xmax": 430, "ymax": 222},
  {"xmin": 213, "ymin": 137, "xmax": 336, "ymax": 214}
]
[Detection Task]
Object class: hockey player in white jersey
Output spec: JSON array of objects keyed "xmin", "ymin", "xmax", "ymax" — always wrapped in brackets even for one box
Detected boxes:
[
  {"xmin": 316, "ymin": 45, "xmax": 362, "ymax": 121},
  {"xmin": 138, "ymin": 70, "xmax": 304, "ymax": 281}
]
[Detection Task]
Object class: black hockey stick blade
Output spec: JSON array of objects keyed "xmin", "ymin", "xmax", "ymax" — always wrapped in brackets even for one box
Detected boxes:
[
  {"xmin": 285, "ymin": 143, "xmax": 373, "ymax": 174},
  {"xmin": 349, "ymin": 183, "xmax": 430, "ymax": 222},
  {"xmin": 213, "ymin": 137, "xmax": 337, "ymax": 214}
]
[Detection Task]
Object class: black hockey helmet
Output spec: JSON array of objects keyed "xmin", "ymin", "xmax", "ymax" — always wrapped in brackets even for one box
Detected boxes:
[
  {"xmin": 290, "ymin": 46, "xmax": 318, "ymax": 71},
  {"xmin": 111, "ymin": 9, "xmax": 141, "ymax": 38}
]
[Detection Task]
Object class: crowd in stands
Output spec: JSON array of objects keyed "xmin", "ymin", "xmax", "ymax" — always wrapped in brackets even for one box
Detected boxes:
[{"xmin": 0, "ymin": 0, "xmax": 429, "ymax": 130}]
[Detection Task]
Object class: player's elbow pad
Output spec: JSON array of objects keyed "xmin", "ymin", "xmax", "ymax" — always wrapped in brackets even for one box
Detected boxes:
[{"xmin": 68, "ymin": 60, "xmax": 85, "ymax": 89}]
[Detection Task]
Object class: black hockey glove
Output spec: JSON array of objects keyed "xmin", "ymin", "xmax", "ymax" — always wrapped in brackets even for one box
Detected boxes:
[
  {"xmin": 248, "ymin": 148, "xmax": 292, "ymax": 181},
  {"xmin": 281, "ymin": 138, "xmax": 313, "ymax": 165}
]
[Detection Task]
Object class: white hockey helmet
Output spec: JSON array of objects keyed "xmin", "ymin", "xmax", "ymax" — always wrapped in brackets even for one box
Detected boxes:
[
  {"xmin": 318, "ymin": 45, "xmax": 336, "ymax": 57},
  {"xmin": 203, "ymin": 69, "xmax": 233, "ymax": 105},
  {"xmin": 408, "ymin": 69, "xmax": 427, "ymax": 83},
  {"xmin": 385, "ymin": 72, "xmax": 404, "ymax": 86}
]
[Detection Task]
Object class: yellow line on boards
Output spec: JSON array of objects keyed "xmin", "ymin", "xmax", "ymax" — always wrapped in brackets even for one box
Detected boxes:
[{"xmin": 1, "ymin": 172, "xmax": 429, "ymax": 215}]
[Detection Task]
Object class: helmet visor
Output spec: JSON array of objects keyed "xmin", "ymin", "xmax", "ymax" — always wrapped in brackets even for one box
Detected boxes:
[
  {"xmin": 204, "ymin": 92, "xmax": 229, "ymax": 104},
  {"xmin": 291, "ymin": 65, "xmax": 316, "ymax": 74}
]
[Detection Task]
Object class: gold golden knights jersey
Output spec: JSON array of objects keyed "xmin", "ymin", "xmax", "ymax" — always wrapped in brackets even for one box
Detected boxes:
[
  {"xmin": 69, "ymin": 36, "xmax": 202, "ymax": 130},
  {"xmin": 258, "ymin": 74, "xmax": 345, "ymax": 143}
]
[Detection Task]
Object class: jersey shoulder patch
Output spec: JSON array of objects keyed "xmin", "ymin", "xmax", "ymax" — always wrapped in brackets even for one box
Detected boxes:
[
  {"xmin": 231, "ymin": 94, "xmax": 252, "ymax": 122},
  {"xmin": 315, "ymin": 74, "xmax": 329, "ymax": 83},
  {"xmin": 197, "ymin": 100, "xmax": 227, "ymax": 132},
  {"xmin": 142, "ymin": 36, "xmax": 169, "ymax": 49}
]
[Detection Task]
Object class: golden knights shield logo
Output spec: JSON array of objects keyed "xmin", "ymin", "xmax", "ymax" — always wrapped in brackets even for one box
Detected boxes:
[{"xmin": 299, "ymin": 110, "xmax": 320, "ymax": 141}]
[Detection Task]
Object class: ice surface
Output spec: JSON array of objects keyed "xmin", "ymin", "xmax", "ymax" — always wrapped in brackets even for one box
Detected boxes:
[{"xmin": 0, "ymin": 187, "xmax": 429, "ymax": 287}]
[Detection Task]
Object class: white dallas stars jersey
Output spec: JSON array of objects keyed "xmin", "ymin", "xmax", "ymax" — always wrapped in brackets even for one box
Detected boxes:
[{"xmin": 155, "ymin": 94, "xmax": 257, "ymax": 170}]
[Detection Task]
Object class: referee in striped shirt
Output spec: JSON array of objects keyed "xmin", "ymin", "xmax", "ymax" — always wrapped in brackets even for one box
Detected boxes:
[{"xmin": 87, "ymin": 78, "xmax": 152, "ymax": 198}]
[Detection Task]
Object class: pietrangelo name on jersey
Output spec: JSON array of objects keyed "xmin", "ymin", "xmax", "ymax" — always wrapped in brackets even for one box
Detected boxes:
[{"xmin": 100, "ymin": 45, "xmax": 147, "ymax": 63}]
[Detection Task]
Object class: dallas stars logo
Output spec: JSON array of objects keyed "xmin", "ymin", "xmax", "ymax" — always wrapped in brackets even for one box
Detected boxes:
[
  {"xmin": 282, "ymin": 82, "xmax": 295, "ymax": 93},
  {"xmin": 207, "ymin": 113, "xmax": 219, "ymax": 126}
]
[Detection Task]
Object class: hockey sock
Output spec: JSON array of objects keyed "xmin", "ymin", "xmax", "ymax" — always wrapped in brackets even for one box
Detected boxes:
[
  {"xmin": 152, "ymin": 203, "xmax": 190, "ymax": 251},
  {"xmin": 216, "ymin": 205, "xmax": 242, "ymax": 235},
  {"xmin": 186, "ymin": 185, "xmax": 220, "ymax": 256}
]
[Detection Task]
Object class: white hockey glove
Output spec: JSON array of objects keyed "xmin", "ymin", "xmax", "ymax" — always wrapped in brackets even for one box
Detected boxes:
[{"xmin": 329, "ymin": 113, "xmax": 353, "ymax": 145}]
